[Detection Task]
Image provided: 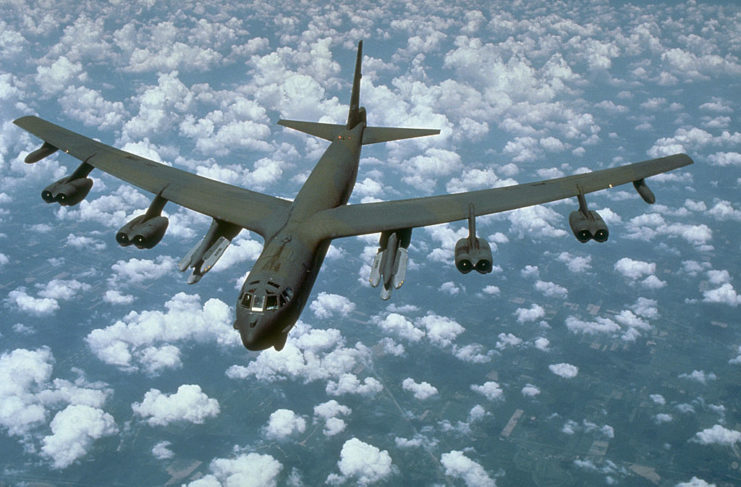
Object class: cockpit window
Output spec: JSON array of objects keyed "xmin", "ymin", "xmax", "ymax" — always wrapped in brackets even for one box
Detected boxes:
[
  {"xmin": 251, "ymin": 295, "xmax": 266, "ymax": 312},
  {"xmin": 239, "ymin": 282, "xmax": 293, "ymax": 312}
]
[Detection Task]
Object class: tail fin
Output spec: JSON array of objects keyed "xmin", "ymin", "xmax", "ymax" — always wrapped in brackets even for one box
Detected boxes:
[
  {"xmin": 346, "ymin": 40, "xmax": 364, "ymax": 129},
  {"xmin": 278, "ymin": 40, "xmax": 440, "ymax": 143}
]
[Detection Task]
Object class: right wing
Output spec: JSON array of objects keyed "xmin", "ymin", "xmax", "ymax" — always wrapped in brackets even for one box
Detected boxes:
[
  {"xmin": 14, "ymin": 116, "xmax": 291, "ymax": 237},
  {"xmin": 308, "ymin": 153, "xmax": 693, "ymax": 239}
]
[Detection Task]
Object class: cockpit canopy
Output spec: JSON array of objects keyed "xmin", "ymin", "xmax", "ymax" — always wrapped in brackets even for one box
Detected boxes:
[{"xmin": 239, "ymin": 279, "xmax": 293, "ymax": 313}]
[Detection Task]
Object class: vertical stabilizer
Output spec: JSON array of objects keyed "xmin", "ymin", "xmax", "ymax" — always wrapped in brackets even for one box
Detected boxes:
[{"xmin": 346, "ymin": 41, "xmax": 365, "ymax": 129}]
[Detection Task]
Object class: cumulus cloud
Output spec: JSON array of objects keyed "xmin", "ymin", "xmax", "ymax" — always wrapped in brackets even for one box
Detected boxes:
[
  {"xmin": 521, "ymin": 384, "xmax": 541, "ymax": 397},
  {"xmin": 0, "ymin": 347, "xmax": 114, "ymax": 468},
  {"xmin": 514, "ymin": 304, "xmax": 545, "ymax": 323},
  {"xmin": 678, "ymin": 370, "xmax": 717, "ymax": 384},
  {"xmin": 693, "ymin": 424, "xmax": 741, "ymax": 446},
  {"xmin": 326, "ymin": 373, "xmax": 383, "ymax": 397},
  {"xmin": 470, "ymin": 381, "xmax": 504, "ymax": 401},
  {"xmin": 132, "ymin": 384, "xmax": 220, "ymax": 426},
  {"xmin": 313, "ymin": 400, "xmax": 352, "ymax": 437},
  {"xmin": 86, "ymin": 293, "xmax": 238, "ymax": 372},
  {"xmin": 372, "ymin": 312, "xmax": 425, "ymax": 342},
  {"xmin": 6, "ymin": 287, "xmax": 60, "ymax": 316},
  {"xmin": 417, "ymin": 313, "xmax": 465, "ymax": 347},
  {"xmin": 440, "ymin": 450, "xmax": 495, "ymax": 487},
  {"xmin": 152, "ymin": 441, "xmax": 174, "ymax": 460},
  {"xmin": 226, "ymin": 323, "xmax": 373, "ymax": 387},
  {"xmin": 549, "ymin": 363, "xmax": 579, "ymax": 379},
  {"xmin": 263, "ymin": 409, "xmax": 306, "ymax": 440},
  {"xmin": 310, "ymin": 292, "xmax": 356, "ymax": 319},
  {"xmin": 41, "ymin": 405, "xmax": 118, "ymax": 469},
  {"xmin": 109, "ymin": 256, "xmax": 176, "ymax": 285},
  {"xmin": 185, "ymin": 452, "xmax": 282, "ymax": 487},
  {"xmin": 675, "ymin": 477, "xmax": 717, "ymax": 487},
  {"xmin": 326, "ymin": 438, "xmax": 393, "ymax": 485},
  {"xmin": 402, "ymin": 378, "xmax": 439, "ymax": 400}
]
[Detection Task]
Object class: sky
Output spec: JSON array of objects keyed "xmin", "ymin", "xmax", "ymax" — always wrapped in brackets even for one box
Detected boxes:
[{"xmin": 1, "ymin": 0, "xmax": 740, "ymax": 485}]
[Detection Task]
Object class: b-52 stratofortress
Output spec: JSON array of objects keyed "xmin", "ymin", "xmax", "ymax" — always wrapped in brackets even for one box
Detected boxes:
[{"xmin": 15, "ymin": 41, "xmax": 692, "ymax": 352}]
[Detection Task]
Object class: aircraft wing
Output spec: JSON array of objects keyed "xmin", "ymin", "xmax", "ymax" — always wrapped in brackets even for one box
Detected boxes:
[
  {"xmin": 309, "ymin": 153, "xmax": 693, "ymax": 239},
  {"xmin": 14, "ymin": 116, "xmax": 291, "ymax": 237}
]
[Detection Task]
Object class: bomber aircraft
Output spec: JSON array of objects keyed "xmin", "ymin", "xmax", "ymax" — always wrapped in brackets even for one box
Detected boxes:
[{"xmin": 15, "ymin": 41, "xmax": 692, "ymax": 351}]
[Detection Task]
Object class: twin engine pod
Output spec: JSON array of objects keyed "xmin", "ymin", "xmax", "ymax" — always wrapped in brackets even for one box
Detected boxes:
[
  {"xmin": 454, "ymin": 237, "xmax": 493, "ymax": 274},
  {"xmin": 116, "ymin": 194, "xmax": 169, "ymax": 249},
  {"xmin": 454, "ymin": 203, "xmax": 493, "ymax": 275},
  {"xmin": 116, "ymin": 215, "xmax": 169, "ymax": 249},
  {"xmin": 42, "ymin": 176, "xmax": 93, "ymax": 206},
  {"xmin": 568, "ymin": 209, "xmax": 609, "ymax": 243}
]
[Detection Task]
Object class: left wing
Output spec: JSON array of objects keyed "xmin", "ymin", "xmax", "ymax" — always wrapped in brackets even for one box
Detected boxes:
[
  {"xmin": 14, "ymin": 116, "xmax": 291, "ymax": 237},
  {"xmin": 308, "ymin": 153, "xmax": 693, "ymax": 239}
]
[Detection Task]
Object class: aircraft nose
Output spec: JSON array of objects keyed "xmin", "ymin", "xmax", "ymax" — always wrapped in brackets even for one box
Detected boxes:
[{"xmin": 234, "ymin": 308, "xmax": 272, "ymax": 351}]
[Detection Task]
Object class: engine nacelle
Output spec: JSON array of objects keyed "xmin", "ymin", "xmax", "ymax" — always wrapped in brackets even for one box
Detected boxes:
[
  {"xmin": 569, "ymin": 210, "xmax": 609, "ymax": 243},
  {"xmin": 455, "ymin": 237, "xmax": 493, "ymax": 274},
  {"xmin": 25, "ymin": 142, "xmax": 58, "ymax": 164},
  {"xmin": 41, "ymin": 177, "xmax": 93, "ymax": 206},
  {"xmin": 116, "ymin": 215, "xmax": 169, "ymax": 249}
]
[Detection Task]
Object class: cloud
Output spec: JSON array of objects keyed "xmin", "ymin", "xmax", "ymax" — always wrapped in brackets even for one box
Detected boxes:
[
  {"xmin": 86, "ymin": 293, "xmax": 238, "ymax": 372},
  {"xmin": 507, "ymin": 205, "xmax": 567, "ymax": 239},
  {"xmin": 6, "ymin": 287, "xmax": 60, "ymax": 316},
  {"xmin": 313, "ymin": 400, "xmax": 352, "ymax": 437},
  {"xmin": 0, "ymin": 347, "xmax": 115, "ymax": 468},
  {"xmin": 417, "ymin": 313, "xmax": 465, "ymax": 347},
  {"xmin": 470, "ymin": 381, "xmax": 504, "ymax": 401},
  {"xmin": 549, "ymin": 363, "xmax": 579, "ymax": 379},
  {"xmin": 521, "ymin": 384, "xmax": 541, "ymax": 397},
  {"xmin": 675, "ymin": 477, "xmax": 717, "ymax": 487},
  {"xmin": 534, "ymin": 337, "xmax": 550, "ymax": 351},
  {"xmin": 310, "ymin": 292, "xmax": 356, "ymax": 319},
  {"xmin": 132, "ymin": 384, "xmax": 220, "ymax": 426},
  {"xmin": 263, "ymin": 409, "xmax": 306, "ymax": 440},
  {"xmin": 678, "ymin": 370, "xmax": 717, "ymax": 384},
  {"xmin": 496, "ymin": 332, "xmax": 523, "ymax": 350},
  {"xmin": 109, "ymin": 256, "xmax": 176, "ymax": 286},
  {"xmin": 326, "ymin": 438, "xmax": 393, "ymax": 486},
  {"xmin": 514, "ymin": 304, "xmax": 545, "ymax": 323},
  {"xmin": 372, "ymin": 312, "xmax": 425, "ymax": 342},
  {"xmin": 185, "ymin": 452, "xmax": 282, "ymax": 487},
  {"xmin": 152, "ymin": 441, "xmax": 174, "ymax": 460},
  {"xmin": 693, "ymin": 424, "xmax": 741, "ymax": 446},
  {"xmin": 326, "ymin": 373, "xmax": 383, "ymax": 397},
  {"xmin": 41, "ymin": 405, "xmax": 118, "ymax": 469},
  {"xmin": 534, "ymin": 280, "xmax": 567, "ymax": 298},
  {"xmin": 703, "ymin": 283, "xmax": 741, "ymax": 307},
  {"xmin": 402, "ymin": 378, "xmax": 439, "ymax": 400},
  {"xmin": 614, "ymin": 257, "xmax": 655, "ymax": 280},
  {"xmin": 440, "ymin": 450, "xmax": 495, "ymax": 487}
]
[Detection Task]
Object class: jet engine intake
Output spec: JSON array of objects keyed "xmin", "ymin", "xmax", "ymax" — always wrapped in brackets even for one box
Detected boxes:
[
  {"xmin": 116, "ymin": 194, "xmax": 169, "ymax": 249},
  {"xmin": 455, "ymin": 204, "xmax": 493, "ymax": 275},
  {"xmin": 116, "ymin": 215, "xmax": 169, "ymax": 249},
  {"xmin": 569, "ymin": 209, "xmax": 609, "ymax": 243},
  {"xmin": 41, "ymin": 161, "xmax": 94, "ymax": 206},
  {"xmin": 455, "ymin": 237, "xmax": 493, "ymax": 274},
  {"xmin": 41, "ymin": 176, "xmax": 93, "ymax": 206}
]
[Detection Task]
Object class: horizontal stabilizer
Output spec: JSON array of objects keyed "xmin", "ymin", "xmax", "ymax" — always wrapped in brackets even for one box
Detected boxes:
[
  {"xmin": 277, "ymin": 120, "xmax": 344, "ymax": 141},
  {"xmin": 362, "ymin": 126, "xmax": 440, "ymax": 145}
]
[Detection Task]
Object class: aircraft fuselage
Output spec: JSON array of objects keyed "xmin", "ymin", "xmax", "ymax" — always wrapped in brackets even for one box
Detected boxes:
[{"xmin": 234, "ymin": 123, "xmax": 364, "ymax": 350}]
